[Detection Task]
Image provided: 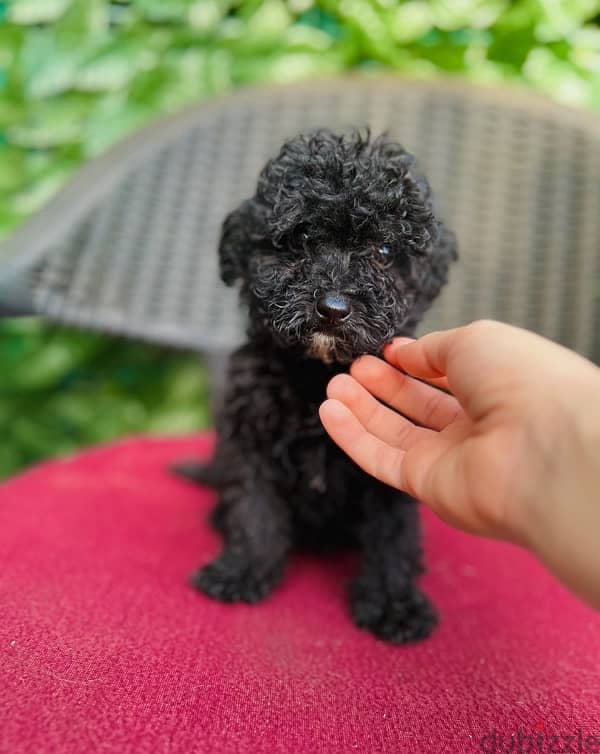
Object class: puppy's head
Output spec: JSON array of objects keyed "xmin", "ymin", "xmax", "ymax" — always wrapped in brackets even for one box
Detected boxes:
[{"xmin": 219, "ymin": 130, "xmax": 457, "ymax": 364}]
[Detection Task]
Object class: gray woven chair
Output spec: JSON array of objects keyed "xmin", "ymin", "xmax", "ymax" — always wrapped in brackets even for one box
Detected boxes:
[{"xmin": 1, "ymin": 77, "xmax": 599, "ymax": 381}]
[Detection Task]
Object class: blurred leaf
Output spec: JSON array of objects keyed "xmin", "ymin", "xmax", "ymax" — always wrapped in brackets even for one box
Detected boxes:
[
  {"xmin": 325, "ymin": 0, "xmax": 402, "ymax": 64},
  {"xmin": 390, "ymin": 2, "xmax": 433, "ymax": 43},
  {"xmin": 409, "ymin": 29, "xmax": 488, "ymax": 71},
  {"xmin": 0, "ymin": 443, "xmax": 25, "ymax": 479},
  {"xmin": 427, "ymin": 0, "xmax": 508, "ymax": 30},
  {"xmin": 56, "ymin": 0, "xmax": 109, "ymax": 36},
  {"xmin": 0, "ymin": 98, "xmax": 25, "ymax": 130},
  {"xmin": 524, "ymin": 46, "xmax": 593, "ymax": 104},
  {"xmin": 133, "ymin": 0, "xmax": 190, "ymax": 24},
  {"xmin": 10, "ymin": 160, "xmax": 75, "ymax": 214},
  {"xmin": 535, "ymin": 0, "xmax": 599, "ymax": 42},
  {"xmin": 0, "ymin": 205, "xmax": 26, "ymax": 240},
  {"xmin": 247, "ymin": 0, "xmax": 292, "ymax": 40},
  {"xmin": 0, "ymin": 146, "xmax": 25, "ymax": 191},
  {"xmin": 487, "ymin": 23, "xmax": 538, "ymax": 69},
  {"xmin": 297, "ymin": 6, "xmax": 343, "ymax": 38},
  {"xmin": 569, "ymin": 25, "xmax": 600, "ymax": 73},
  {"xmin": 233, "ymin": 49, "xmax": 347, "ymax": 83},
  {"xmin": 493, "ymin": 0, "xmax": 541, "ymax": 33},
  {"xmin": 8, "ymin": 0, "xmax": 71, "ymax": 25},
  {"xmin": 7, "ymin": 95, "xmax": 92, "ymax": 147},
  {"xmin": 75, "ymin": 36, "xmax": 162, "ymax": 92},
  {"xmin": 204, "ymin": 48, "xmax": 234, "ymax": 92},
  {"xmin": 137, "ymin": 49, "xmax": 213, "ymax": 106},
  {"xmin": 20, "ymin": 29, "xmax": 83, "ymax": 98},
  {"xmin": 225, "ymin": 0, "xmax": 293, "ymax": 53},
  {"xmin": 81, "ymin": 94, "xmax": 153, "ymax": 156},
  {"xmin": 284, "ymin": 24, "xmax": 336, "ymax": 51},
  {"xmin": 147, "ymin": 406, "xmax": 206, "ymax": 433},
  {"xmin": 107, "ymin": 2, "xmax": 137, "ymax": 28},
  {"xmin": 23, "ymin": 144, "xmax": 81, "ymax": 180},
  {"xmin": 0, "ymin": 23, "xmax": 25, "ymax": 69},
  {"xmin": 188, "ymin": 0, "xmax": 226, "ymax": 31},
  {"xmin": 0, "ymin": 324, "xmax": 96, "ymax": 391}
]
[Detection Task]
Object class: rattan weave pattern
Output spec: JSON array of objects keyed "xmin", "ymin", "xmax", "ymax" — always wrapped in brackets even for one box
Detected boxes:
[{"xmin": 1, "ymin": 78, "xmax": 599, "ymax": 360}]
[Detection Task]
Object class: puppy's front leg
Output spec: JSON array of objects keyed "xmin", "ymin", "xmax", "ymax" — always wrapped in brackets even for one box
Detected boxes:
[
  {"xmin": 192, "ymin": 472, "xmax": 291, "ymax": 604},
  {"xmin": 350, "ymin": 489, "xmax": 437, "ymax": 643}
]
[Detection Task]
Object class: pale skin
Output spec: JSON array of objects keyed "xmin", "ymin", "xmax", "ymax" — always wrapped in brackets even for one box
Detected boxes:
[{"xmin": 319, "ymin": 320, "xmax": 600, "ymax": 610}]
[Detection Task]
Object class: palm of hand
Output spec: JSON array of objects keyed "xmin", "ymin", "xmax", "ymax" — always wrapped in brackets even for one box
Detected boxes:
[{"xmin": 320, "ymin": 353, "xmax": 534, "ymax": 544}]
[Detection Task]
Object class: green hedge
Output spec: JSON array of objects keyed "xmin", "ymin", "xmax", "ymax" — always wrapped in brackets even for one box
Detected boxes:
[
  {"xmin": 1, "ymin": 0, "xmax": 599, "ymax": 477},
  {"xmin": 0, "ymin": 319, "xmax": 211, "ymax": 477}
]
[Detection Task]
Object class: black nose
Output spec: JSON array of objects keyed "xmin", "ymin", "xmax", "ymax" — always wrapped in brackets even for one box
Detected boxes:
[{"xmin": 316, "ymin": 293, "xmax": 352, "ymax": 323}]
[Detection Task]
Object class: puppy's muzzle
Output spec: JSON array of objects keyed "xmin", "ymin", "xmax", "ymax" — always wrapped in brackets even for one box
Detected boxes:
[{"xmin": 315, "ymin": 292, "xmax": 352, "ymax": 325}]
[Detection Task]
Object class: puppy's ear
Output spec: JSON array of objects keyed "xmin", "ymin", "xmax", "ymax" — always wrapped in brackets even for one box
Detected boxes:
[
  {"xmin": 408, "ymin": 221, "xmax": 458, "ymax": 324},
  {"xmin": 218, "ymin": 198, "xmax": 267, "ymax": 286},
  {"xmin": 426, "ymin": 221, "xmax": 458, "ymax": 297}
]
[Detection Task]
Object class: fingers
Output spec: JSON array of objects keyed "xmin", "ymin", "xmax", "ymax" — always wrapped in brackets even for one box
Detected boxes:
[
  {"xmin": 425, "ymin": 375, "xmax": 451, "ymax": 392},
  {"xmin": 383, "ymin": 321, "xmax": 593, "ymax": 419},
  {"xmin": 326, "ymin": 373, "xmax": 432, "ymax": 448},
  {"xmin": 319, "ymin": 394, "xmax": 459, "ymax": 505},
  {"xmin": 321, "ymin": 396, "xmax": 512, "ymax": 540},
  {"xmin": 319, "ymin": 399, "xmax": 406, "ymax": 489},
  {"xmin": 384, "ymin": 330, "xmax": 461, "ymax": 381},
  {"xmin": 350, "ymin": 356, "xmax": 464, "ymax": 431},
  {"xmin": 383, "ymin": 324, "xmax": 511, "ymax": 420}
]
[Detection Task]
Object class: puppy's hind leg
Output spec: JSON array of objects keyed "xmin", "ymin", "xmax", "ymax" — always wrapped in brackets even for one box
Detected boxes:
[{"xmin": 350, "ymin": 488, "xmax": 438, "ymax": 644}]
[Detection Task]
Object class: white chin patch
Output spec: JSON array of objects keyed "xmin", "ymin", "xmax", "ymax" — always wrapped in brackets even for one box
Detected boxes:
[{"xmin": 307, "ymin": 333, "xmax": 337, "ymax": 364}]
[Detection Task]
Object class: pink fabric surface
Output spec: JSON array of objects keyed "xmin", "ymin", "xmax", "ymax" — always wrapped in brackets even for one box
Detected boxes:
[{"xmin": 1, "ymin": 434, "xmax": 599, "ymax": 754}]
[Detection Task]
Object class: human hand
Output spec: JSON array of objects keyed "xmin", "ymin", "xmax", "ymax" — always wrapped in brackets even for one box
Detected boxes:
[{"xmin": 319, "ymin": 321, "xmax": 600, "ymax": 607}]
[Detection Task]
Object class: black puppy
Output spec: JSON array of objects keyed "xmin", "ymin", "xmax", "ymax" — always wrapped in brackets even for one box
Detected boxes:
[{"xmin": 179, "ymin": 130, "xmax": 457, "ymax": 643}]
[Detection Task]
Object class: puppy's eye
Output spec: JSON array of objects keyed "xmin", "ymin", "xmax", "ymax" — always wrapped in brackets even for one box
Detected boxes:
[
  {"xmin": 374, "ymin": 245, "xmax": 394, "ymax": 268},
  {"xmin": 289, "ymin": 227, "xmax": 309, "ymax": 251}
]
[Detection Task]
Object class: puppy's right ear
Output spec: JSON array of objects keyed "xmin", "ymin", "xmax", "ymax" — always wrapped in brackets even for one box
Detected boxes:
[{"xmin": 218, "ymin": 198, "xmax": 266, "ymax": 286}]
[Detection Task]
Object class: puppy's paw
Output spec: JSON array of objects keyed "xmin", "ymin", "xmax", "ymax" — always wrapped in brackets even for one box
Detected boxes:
[
  {"xmin": 350, "ymin": 580, "xmax": 438, "ymax": 644},
  {"xmin": 191, "ymin": 553, "xmax": 282, "ymax": 604}
]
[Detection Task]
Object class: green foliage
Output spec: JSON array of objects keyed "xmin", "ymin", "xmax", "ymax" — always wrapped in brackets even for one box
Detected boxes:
[
  {"xmin": 0, "ymin": 0, "xmax": 598, "ymax": 477},
  {"xmin": 0, "ymin": 319, "xmax": 210, "ymax": 477}
]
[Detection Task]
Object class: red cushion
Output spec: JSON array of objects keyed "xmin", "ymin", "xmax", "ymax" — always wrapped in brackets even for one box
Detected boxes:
[{"xmin": 2, "ymin": 434, "xmax": 599, "ymax": 754}]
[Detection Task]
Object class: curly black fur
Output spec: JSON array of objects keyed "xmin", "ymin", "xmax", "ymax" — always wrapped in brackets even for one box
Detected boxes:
[{"xmin": 179, "ymin": 130, "xmax": 457, "ymax": 643}]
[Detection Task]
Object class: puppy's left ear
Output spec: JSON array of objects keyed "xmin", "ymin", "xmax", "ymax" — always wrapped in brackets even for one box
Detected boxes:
[
  {"xmin": 413, "ymin": 221, "xmax": 458, "ymax": 317},
  {"xmin": 430, "ymin": 221, "xmax": 458, "ymax": 288},
  {"xmin": 406, "ymin": 222, "xmax": 458, "ymax": 331},
  {"xmin": 218, "ymin": 198, "xmax": 266, "ymax": 286}
]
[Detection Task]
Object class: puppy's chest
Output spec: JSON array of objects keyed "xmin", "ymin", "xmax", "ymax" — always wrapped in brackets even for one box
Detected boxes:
[
  {"xmin": 232, "ymin": 347, "xmax": 362, "ymax": 498},
  {"xmin": 275, "ymin": 404, "xmax": 362, "ymax": 500}
]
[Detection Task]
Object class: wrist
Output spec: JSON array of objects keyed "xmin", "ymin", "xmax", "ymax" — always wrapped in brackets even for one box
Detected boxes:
[{"xmin": 523, "ymin": 397, "xmax": 600, "ymax": 608}]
